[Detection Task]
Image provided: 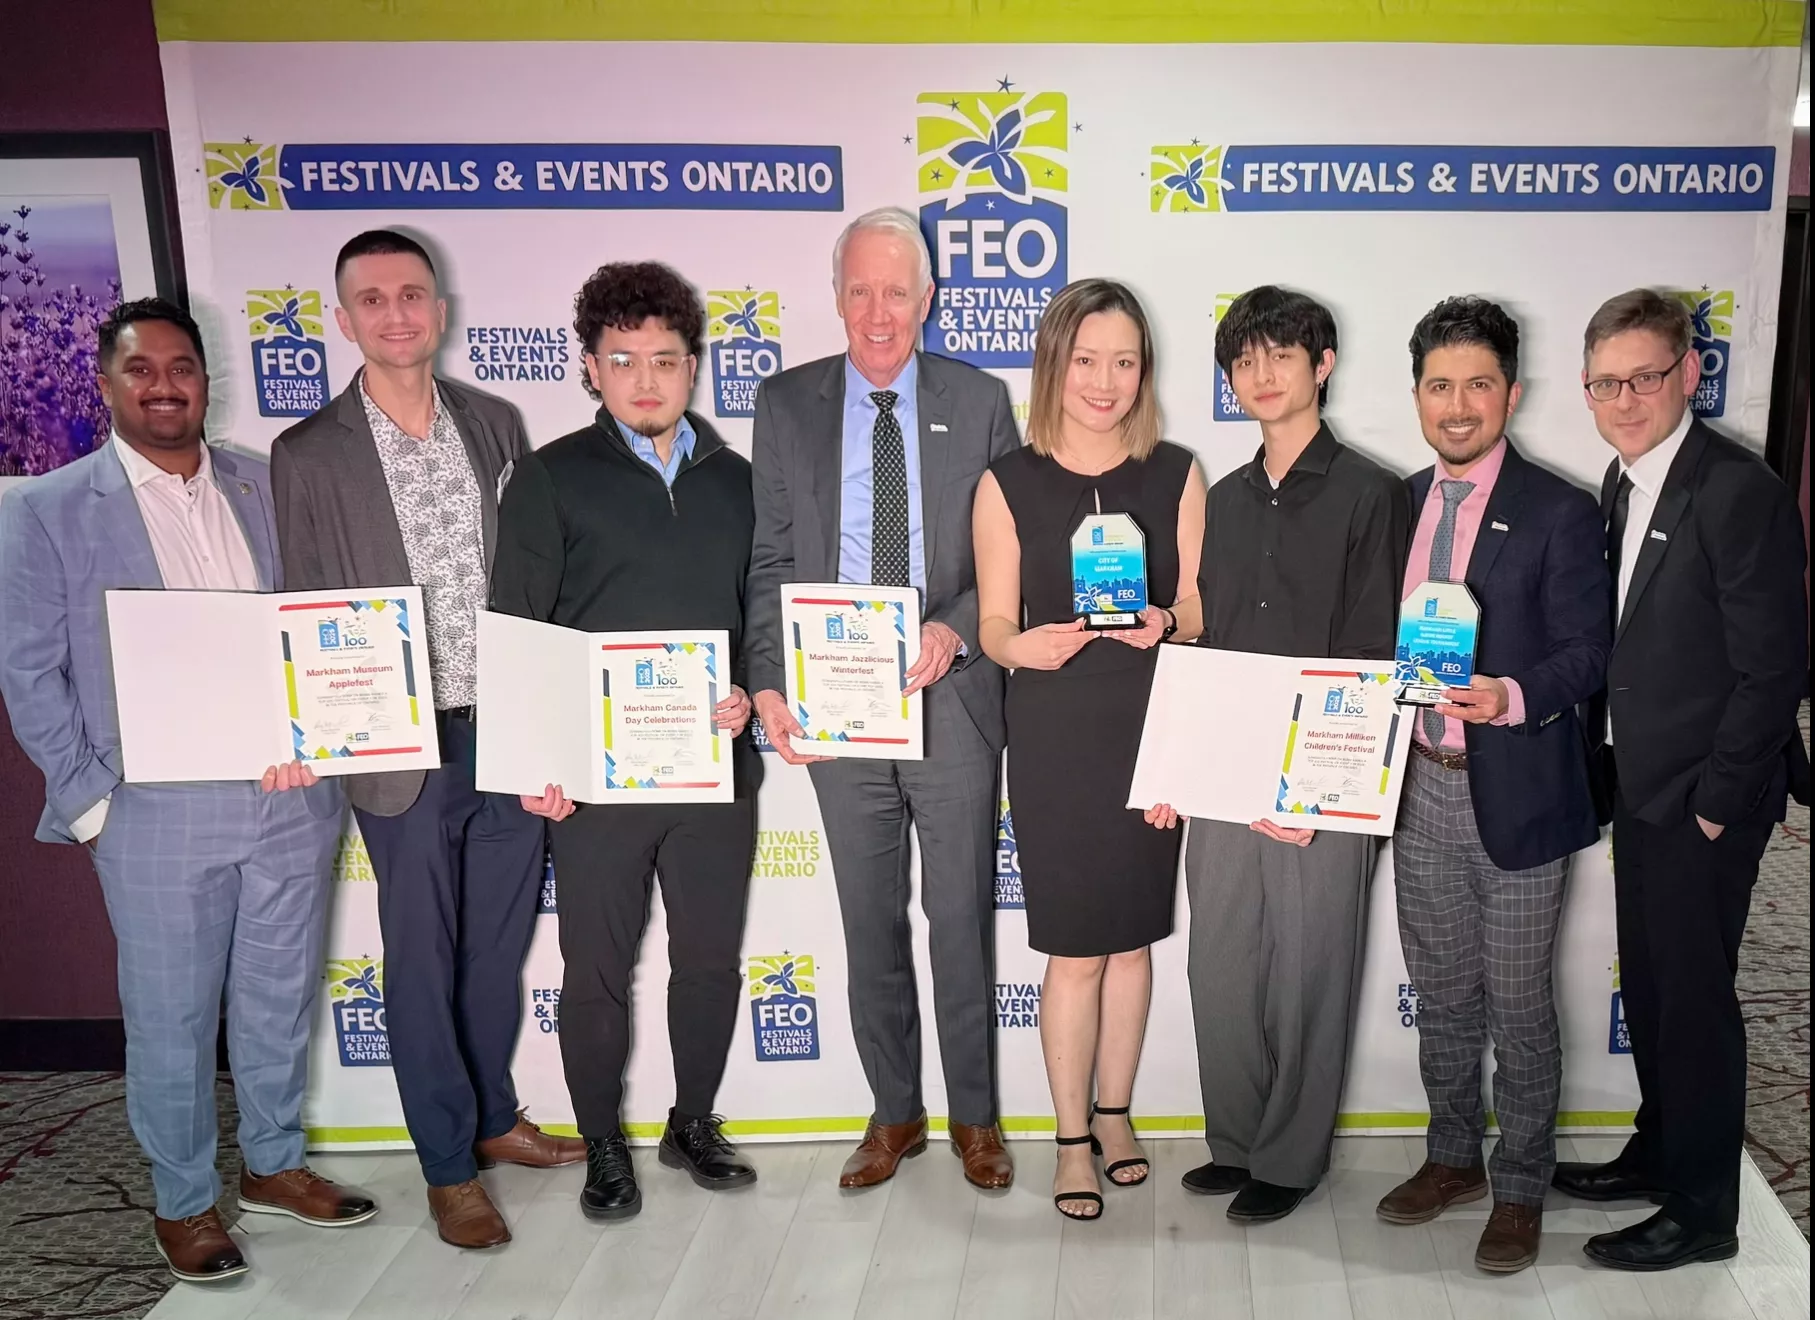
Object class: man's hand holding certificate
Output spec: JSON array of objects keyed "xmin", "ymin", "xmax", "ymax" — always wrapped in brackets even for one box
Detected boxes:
[
  {"xmin": 779, "ymin": 584, "xmax": 924, "ymax": 760},
  {"xmin": 106, "ymin": 587, "xmax": 439, "ymax": 782},
  {"xmin": 1127, "ymin": 646, "xmax": 1410, "ymax": 837},
  {"xmin": 475, "ymin": 613, "xmax": 735, "ymax": 804}
]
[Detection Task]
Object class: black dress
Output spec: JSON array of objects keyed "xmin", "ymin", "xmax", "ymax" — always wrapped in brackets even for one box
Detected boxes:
[{"xmin": 993, "ymin": 441, "xmax": 1192, "ymax": 957}]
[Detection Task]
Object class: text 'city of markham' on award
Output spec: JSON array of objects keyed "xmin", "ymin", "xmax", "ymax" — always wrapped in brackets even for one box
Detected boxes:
[{"xmin": 1072, "ymin": 511, "xmax": 1147, "ymax": 630}]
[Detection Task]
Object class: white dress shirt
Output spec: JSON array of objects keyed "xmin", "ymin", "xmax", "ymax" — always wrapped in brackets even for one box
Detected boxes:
[
  {"xmin": 1605, "ymin": 409, "xmax": 1692, "ymax": 748},
  {"xmin": 69, "ymin": 436, "xmax": 260, "ymax": 841}
]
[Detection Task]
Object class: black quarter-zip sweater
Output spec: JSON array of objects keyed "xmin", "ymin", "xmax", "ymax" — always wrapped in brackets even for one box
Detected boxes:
[{"xmin": 490, "ymin": 408, "xmax": 755, "ymax": 691}]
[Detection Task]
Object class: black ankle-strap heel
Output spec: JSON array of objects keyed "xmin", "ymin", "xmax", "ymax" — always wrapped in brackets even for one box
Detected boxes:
[
  {"xmin": 1090, "ymin": 1104, "xmax": 1151, "ymax": 1188},
  {"xmin": 1053, "ymin": 1133, "xmax": 1104, "ymax": 1221}
]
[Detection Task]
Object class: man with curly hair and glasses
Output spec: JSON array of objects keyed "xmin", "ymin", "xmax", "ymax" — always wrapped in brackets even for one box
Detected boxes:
[{"xmin": 491, "ymin": 261, "xmax": 761, "ymax": 1224}]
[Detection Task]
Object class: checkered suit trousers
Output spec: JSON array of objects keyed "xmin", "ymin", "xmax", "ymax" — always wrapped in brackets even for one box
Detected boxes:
[{"xmin": 1393, "ymin": 752, "xmax": 1568, "ymax": 1205}]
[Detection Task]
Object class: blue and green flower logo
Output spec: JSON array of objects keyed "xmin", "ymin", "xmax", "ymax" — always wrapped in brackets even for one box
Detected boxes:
[
  {"xmin": 707, "ymin": 289, "xmax": 782, "ymax": 418},
  {"xmin": 1150, "ymin": 145, "xmax": 1232, "ymax": 213},
  {"xmin": 247, "ymin": 287, "xmax": 329, "ymax": 417},
  {"xmin": 1671, "ymin": 287, "xmax": 1734, "ymax": 420},
  {"xmin": 328, "ymin": 957, "xmax": 390, "ymax": 1066},
  {"xmin": 207, "ymin": 143, "xmax": 288, "ymax": 210},
  {"xmin": 748, "ymin": 952, "xmax": 819, "ymax": 1061}
]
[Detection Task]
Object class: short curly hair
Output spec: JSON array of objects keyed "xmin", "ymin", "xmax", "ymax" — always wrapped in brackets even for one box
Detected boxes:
[{"xmin": 572, "ymin": 262, "xmax": 705, "ymax": 400}]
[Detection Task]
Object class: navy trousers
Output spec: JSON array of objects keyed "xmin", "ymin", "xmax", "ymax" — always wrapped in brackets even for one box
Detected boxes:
[{"xmin": 355, "ymin": 712, "xmax": 545, "ymax": 1187}]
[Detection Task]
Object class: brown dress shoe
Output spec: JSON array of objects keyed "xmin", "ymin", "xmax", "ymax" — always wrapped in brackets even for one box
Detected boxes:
[
  {"xmin": 474, "ymin": 1113, "xmax": 586, "ymax": 1169},
  {"xmin": 838, "ymin": 1114, "xmax": 929, "ymax": 1188},
  {"xmin": 427, "ymin": 1179, "xmax": 511, "ymax": 1249},
  {"xmin": 239, "ymin": 1166, "xmax": 379, "ymax": 1226},
  {"xmin": 949, "ymin": 1121, "xmax": 1014, "ymax": 1190},
  {"xmin": 1376, "ymin": 1160, "xmax": 1489, "ymax": 1225},
  {"xmin": 1475, "ymin": 1202, "xmax": 1543, "ymax": 1273},
  {"xmin": 154, "ymin": 1209, "xmax": 249, "ymax": 1284}
]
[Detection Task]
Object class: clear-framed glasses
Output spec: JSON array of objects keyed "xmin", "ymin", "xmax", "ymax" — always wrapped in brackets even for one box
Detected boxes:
[
  {"xmin": 1584, "ymin": 351, "xmax": 1688, "ymax": 403},
  {"xmin": 597, "ymin": 351, "xmax": 692, "ymax": 377}
]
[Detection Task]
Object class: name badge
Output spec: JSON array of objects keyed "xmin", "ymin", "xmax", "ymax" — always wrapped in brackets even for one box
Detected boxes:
[{"xmin": 1071, "ymin": 512, "xmax": 1147, "ymax": 631}]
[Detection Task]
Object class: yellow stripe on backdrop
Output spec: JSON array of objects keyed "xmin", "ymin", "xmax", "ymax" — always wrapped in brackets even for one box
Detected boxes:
[{"xmin": 152, "ymin": 0, "xmax": 1805, "ymax": 47}]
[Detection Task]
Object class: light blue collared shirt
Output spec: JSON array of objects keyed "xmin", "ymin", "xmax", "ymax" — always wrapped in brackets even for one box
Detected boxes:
[
  {"xmin": 838, "ymin": 355, "xmax": 926, "ymax": 590},
  {"xmin": 617, "ymin": 413, "xmax": 697, "ymax": 488}
]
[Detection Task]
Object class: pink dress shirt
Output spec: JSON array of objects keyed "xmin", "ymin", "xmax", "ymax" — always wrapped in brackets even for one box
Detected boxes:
[{"xmin": 1401, "ymin": 438, "xmax": 1525, "ymax": 750}]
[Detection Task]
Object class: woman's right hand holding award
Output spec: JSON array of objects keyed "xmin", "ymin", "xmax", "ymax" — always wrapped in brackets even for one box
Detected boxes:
[{"xmin": 1010, "ymin": 618, "xmax": 1097, "ymax": 671}]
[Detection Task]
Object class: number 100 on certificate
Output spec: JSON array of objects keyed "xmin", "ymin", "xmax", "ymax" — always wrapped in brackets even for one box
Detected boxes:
[{"xmin": 781, "ymin": 584, "xmax": 923, "ymax": 760}]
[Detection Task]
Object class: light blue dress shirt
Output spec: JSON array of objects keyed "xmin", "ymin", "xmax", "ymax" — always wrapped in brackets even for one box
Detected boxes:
[
  {"xmin": 838, "ymin": 355, "xmax": 926, "ymax": 590},
  {"xmin": 617, "ymin": 413, "xmax": 697, "ymax": 488}
]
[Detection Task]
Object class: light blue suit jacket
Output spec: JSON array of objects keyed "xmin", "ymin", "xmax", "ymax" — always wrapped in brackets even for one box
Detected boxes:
[{"xmin": 0, "ymin": 443, "xmax": 294, "ymax": 843}]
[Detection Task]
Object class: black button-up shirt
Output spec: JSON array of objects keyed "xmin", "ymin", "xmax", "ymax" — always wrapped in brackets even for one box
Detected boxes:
[{"xmin": 1198, "ymin": 423, "xmax": 1411, "ymax": 659}]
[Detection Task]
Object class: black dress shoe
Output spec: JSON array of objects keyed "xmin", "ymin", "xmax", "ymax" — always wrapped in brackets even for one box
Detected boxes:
[
  {"xmin": 580, "ymin": 1135, "xmax": 642, "ymax": 1222},
  {"xmin": 1552, "ymin": 1160, "xmax": 1665, "ymax": 1204},
  {"xmin": 1181, "ymin": 1161, "xmax": 1250, "ymax": 1196},
  {"xmin": 1584, "ymin": 1210, "xmax": 1738, "ymax": 1271},
  {"xmin": 659, "ymin": 1112, "xmax": 757, "ymax": 1190},
  {"xmin": 1227, "ymin": 1179, "xmax": 1311, "ymax": 1223}
]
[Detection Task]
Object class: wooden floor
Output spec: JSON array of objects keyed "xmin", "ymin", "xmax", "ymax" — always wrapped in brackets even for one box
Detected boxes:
[{"xmin": 145, "ymin": 1135, "xmax": 1808, "ymax": 1320}]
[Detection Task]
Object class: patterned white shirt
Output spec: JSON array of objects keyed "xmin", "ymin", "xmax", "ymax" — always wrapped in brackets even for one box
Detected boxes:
[{"xmin": 361, "ymin": 378, "xmax": 485, "ymax": 708}]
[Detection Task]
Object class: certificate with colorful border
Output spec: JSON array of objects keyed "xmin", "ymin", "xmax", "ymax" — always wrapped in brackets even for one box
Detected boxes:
[
  {"xmin": 474, "ymin": 613, "xmax": 733, "ymax": 804},
  {"xmin": 780, "ymin": 583, "xmax": 923, "ymax": 761},
  {"xmin": 106, "ymin": 585, "xmax": 440, "ymax": 782},
  {"xmin": 1275, "ymin": 669, "xmax": 1403, "ymax": 824}
]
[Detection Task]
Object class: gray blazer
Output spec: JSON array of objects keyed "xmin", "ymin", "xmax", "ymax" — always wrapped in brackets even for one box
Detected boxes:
[
  {"xmin": 746, "ymin": 350, "xmax": 1020, "ymax": 752},
  {"xmin": 270, "ymin": 372, "xmax": 529, "ymax": 816},
  {"xmin": 0, "ymin": 443, "xmax": 310, "ymax": 842}
]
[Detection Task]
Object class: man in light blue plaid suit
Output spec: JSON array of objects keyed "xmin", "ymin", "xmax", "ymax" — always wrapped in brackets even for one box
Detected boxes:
[{"xmin": 0, "ymin": 300, "xmax": 378, "ymax": 1286}]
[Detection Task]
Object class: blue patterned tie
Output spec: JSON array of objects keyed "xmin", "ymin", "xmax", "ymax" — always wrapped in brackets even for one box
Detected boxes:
[
  {"xmin": 1423, "ymin": 479, "xmax": 1475, "ymax": 746},
  {"xmin": 869, "ymin": 390, "xmax": 910, "ymax": 588}
]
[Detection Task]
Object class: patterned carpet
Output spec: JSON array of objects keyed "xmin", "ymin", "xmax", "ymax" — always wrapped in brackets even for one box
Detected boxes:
[{"xmin": 0, "ymin": 761, "xmax": 1807, "ymax": 1315}]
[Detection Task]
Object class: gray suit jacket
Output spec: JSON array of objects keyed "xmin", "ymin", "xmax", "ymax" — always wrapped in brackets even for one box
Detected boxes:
[
  {"xmin": 0, "ymin": 443, "xmax": 319, "ymax": 842},
  {"xmin": 270, "ymin": 372, "xmax": 529, "ymax": 815},
  {"xmin": 746, "ymin": 350, "xmax": 1020, "ymax": 752}
]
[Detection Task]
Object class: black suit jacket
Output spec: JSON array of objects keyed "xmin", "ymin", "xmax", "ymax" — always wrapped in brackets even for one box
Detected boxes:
[
  {"xmin": 1599, "ymin": 419, "xmax": 1808, "ymax": 827},
  {"xmin": 1408, "ymin": 442, "xmax": 1610, "ymax": 870}
]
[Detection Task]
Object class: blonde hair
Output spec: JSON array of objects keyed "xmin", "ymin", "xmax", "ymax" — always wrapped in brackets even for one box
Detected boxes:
[{"xmin": 1025, "ymin": 279, "xmax": 1162, "ymax": 460}]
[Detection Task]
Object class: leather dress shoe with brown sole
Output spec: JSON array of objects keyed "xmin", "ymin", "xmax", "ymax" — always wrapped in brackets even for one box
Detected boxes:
[
  {"xmin": 238, "ymin": 1166, "xmax": 379, "ymax": 1227},
  {"xmin": 475, "ymin": 1113, "xmax": 586, "ymax": 1169},
  {"xmin": 1376, "ymin": 1160, "xmax": 1489, "ymax": 1225},
  {"xmin": 154, "ymin": 1209, "xmax": 249, "ymax": 1284},
  {"xmin": 428, "ymin": 1179, "xmax": 511, "ymax": 1249},
  {"xmin": 949, "ymin": 1121, "xmax": 1014, "ymax": 1190},
  {"xmin": 1476, "ymin": 1202, "xmax": 1543, "ymax": 1274},
  {"xmin": 839, "ymin": 1114, "xmax": 929, "ymax": 1189}
]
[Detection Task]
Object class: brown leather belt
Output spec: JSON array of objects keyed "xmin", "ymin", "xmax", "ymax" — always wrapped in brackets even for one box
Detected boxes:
[{"xmin": 1411, "ymin": 738, "xmax": 1468, "ymax": 772}]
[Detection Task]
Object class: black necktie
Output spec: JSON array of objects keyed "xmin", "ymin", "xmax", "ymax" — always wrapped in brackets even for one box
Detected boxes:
[
  {"xmin": 1606, "ymin": 473, "xmax": 1633, "ymax": 617},
  {"xmin": 869, "ymin": 390, "xmax": 910, "ymax": 588}
]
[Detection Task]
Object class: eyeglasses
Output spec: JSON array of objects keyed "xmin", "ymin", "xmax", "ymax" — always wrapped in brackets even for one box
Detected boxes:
[
  {"xmin": 594, "ymin": 352, "xmax": 692, "ymax": 377},
  {"xmin": 1584, "ymin": 351, "xmax": 1687, "ymax": 403}
]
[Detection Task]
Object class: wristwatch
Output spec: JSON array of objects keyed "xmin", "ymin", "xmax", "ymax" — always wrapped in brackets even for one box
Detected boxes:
[{"xmin": 1157, "ymin": 606, "xmax": 1178, "ymax": 641}]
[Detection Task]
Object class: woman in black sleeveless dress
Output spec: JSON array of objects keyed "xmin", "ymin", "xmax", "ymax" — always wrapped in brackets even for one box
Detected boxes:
[{"xmin": 972, "ymin": 280, "xmax": 1205, "ymax": 1221}]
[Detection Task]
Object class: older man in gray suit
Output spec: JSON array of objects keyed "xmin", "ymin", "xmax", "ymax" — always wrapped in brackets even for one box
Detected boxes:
[
  {"xmin": 747, "ymin": 206, "xmax": 1020, "ymax": 1190},
  {"xmin": 271, "ymin": 230, "xmax": 580, "ymax": 1251},
  {"xmin": 0, "ymin": 300, "xmax": 373, "ymax": 1285}
]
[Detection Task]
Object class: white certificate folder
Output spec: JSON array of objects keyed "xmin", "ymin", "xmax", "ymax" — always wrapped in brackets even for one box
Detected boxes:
[
  {"xmin": 106, "ymin": 586, "xmax": 439, "ymax": 782},
  {"xmin": 1126, "ymin": 645, "xmax": 1410, "ymax": 837},
  {"xmin": 475, "ymin": 612, "xmax": 734, "ymax": 804}
]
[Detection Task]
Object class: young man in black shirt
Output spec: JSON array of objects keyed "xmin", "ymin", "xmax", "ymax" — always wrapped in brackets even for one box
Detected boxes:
[
  {"xmin": 1175, "ymin": 286, "xmax": 1410, "ymax": 1222},
  {"xmin": 490, "ymin": 263, "xmax": 760, "ymax": 1222}
]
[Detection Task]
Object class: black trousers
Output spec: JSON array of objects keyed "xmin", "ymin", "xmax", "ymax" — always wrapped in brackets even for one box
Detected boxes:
[
  {"xmin": 1611, "ymin": 793, "xmax": 1772, "ymax": 1234},
  {"xmin": 355, "ymin": 713, "xmax": 545, "ymax": 1186},
  {"xmin": 549, "ymin": 794, "xmax": 756, "ymax": 1137}
]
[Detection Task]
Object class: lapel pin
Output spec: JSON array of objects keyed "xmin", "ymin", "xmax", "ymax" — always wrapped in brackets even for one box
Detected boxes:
[
  {"xmin": 929, "ymin": 422, "xmax": 949, "ymax": 433},
  {"xmin": 1490, "ymin": 520, "xmax": 1509, "ymax": 532},
  {"xmin": 1649, "ymin": 529, "xmax": 1668, "ymax": 542},
  {"xmin": 238, "ymin": 482, "xmax": 252, "ymax": 494}
]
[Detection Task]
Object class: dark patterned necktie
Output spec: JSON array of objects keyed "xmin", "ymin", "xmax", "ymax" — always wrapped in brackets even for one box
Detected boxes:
[
  {"xmin": 1606, "ymin": 473, "xmax": 1633, "ymax": 615},
  {"xmin": 1423, "ymin": 479, "xmax": 1475, "ymax": 746},
  {"xmin": 869, "ymin": 390, "xmax": 910, "ymax": 587}
]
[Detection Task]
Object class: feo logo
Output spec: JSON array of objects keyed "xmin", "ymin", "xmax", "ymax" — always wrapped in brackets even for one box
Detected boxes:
[
  {"xmin": 1396, "ymin": 981, "xmax": 1422, "ymax": 1030},
  {"xmin": 1209, "ymin": 292, "xmax": 1252, "ymax": 423},
  {"xmin": 708, "ymin": 290, "xmax": 782, "ymax": 417},
  {"xmin": 1672, "ymin": 288, "xmax": 1734, "ymax": 419},
  {"xmin": 994, "ymin": 799, "xmax": 1023, "ymax": 909},
  {"xmin": 916, "ymin": 85, "xmax": 1068, "ymax": 367},
  {"xmin": 1150, "ymin": 144, "xmax": 1233, "ymax": 213},
  {"xmin": 1609, "ymin": 956, "xmax": 1630, "ymax": 1054},
  {"xmin": 208, "ymin": 143, "xmax": 289, "ymax": 210},
  {"xmin": 248, "ymin": 288, "xmax": 329, "ymax": 418},
  {"xmin": 748, "ymin": 953, "xmax": 819, "ymax": 1061},
  {"xmin": 328, "ymin": 958, "xmax": 390, "ymax": 1067},
  {"xmin": 531, "ymin": 987, "xmax": 561, "ymax": 1033}
]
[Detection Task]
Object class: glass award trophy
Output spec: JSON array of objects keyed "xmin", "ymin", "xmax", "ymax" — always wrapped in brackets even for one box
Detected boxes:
[
  {"xmin": 1071, "ymin": 512, "xmax": 1148, "ymax": 630},
  {"xmin": 1395, "ymin": 580, "xmax": 1480, "ymax": 705}
]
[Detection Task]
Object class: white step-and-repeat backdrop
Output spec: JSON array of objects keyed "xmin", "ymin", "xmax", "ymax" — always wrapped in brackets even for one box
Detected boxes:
[{"xmin": 154, "ymin": 3, "xmax": 1802, "ymax": 1145}]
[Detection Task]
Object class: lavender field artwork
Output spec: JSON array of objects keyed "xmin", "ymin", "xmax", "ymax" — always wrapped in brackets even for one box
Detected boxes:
[{"xmin": 0, "ymin": 195, "xmax": 123, "ymax": 476}]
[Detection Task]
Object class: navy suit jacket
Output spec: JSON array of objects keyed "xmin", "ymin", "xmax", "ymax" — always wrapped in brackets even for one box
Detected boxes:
[{"xmin": 1407, "ymin": 441, "xmax": 1610, "ymax": 870}]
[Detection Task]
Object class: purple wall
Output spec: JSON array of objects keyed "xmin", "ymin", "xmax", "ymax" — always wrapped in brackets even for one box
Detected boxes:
[{"xmin": 0, "ymin": 0, "xmax": 170, "ymax": 1018}]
